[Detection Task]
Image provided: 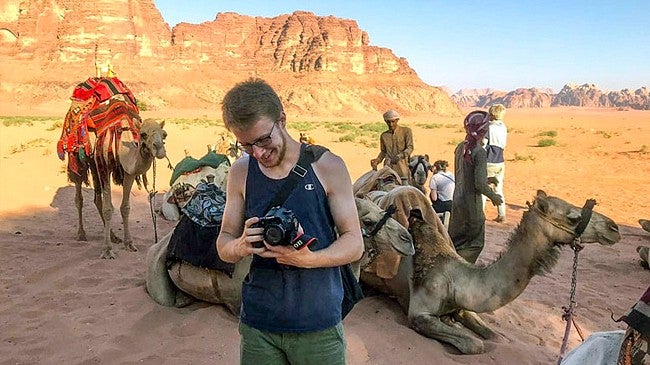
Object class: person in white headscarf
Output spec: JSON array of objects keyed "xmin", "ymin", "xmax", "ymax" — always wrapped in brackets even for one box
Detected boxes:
[{"xmin": 370, "ymin": 109, "xmax": 413, "ymax": 184}]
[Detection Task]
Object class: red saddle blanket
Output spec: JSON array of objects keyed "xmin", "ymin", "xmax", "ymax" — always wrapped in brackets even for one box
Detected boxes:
[{"xmin": 57, "ymin": 77, "xmax": 139, "ymax": 179}]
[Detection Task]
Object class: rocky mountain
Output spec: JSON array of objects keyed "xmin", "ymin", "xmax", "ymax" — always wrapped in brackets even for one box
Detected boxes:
[
  {"xmin": 0, "ymin": 1, "xmax": 461, "ymax": 118},
  {"xmin": 452, "ymin": 84, "xmax": 650, "ymax": 110}
]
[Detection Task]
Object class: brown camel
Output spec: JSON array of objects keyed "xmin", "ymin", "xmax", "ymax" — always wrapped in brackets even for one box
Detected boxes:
[
  {"xmin": 361, "ymin": 189, "xmax": 621, "ymax": 354},
  {"xmin": 145, "ymin": 197, "xmax": 414, "ymax": 314},
  {"xmin": 58, "ymin": 78, "xmax": 166, "ymax": 259},
  {"xmin": 95, "ymin": 110, "xmax": 167, "ymax": 259}
]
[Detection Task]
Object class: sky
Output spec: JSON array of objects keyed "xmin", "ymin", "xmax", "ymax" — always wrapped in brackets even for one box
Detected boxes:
[{"xmin": 153, "ymin": 0, "xmax": 649, "ymax": 93}]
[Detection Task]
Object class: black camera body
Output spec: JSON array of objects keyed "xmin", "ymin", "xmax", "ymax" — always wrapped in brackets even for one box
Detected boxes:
[{"xmin": 252, "ymin": 206, "xmax": 299, "ymax": 247}]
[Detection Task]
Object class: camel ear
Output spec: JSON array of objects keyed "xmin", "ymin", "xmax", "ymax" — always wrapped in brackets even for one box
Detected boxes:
[
  {"xmin": 424, "ymin": 154, "xmax": 429, "ymax": 161},
  {"xmin": 159, "ymin": 120, "xmax": 165, "ymax": 129},
  {"xmin": 536, "ymin": 190, "xmax": 547, "ymax": 198},
  {"xmin": 535, "ymin": 194, "xmax": 549, "ymax": 213}
]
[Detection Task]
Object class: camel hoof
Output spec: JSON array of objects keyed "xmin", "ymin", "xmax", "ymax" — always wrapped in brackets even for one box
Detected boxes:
[
  {"xmin": 110, "ymin": 231, "xmax": 123, "ymax": 244},
  {"xmin": 457, "ymin": 340, "xmax": 485, "ymax": 355},
  {"xmin": 174, "ymin": 291, "xmax": 195, "ymax": 308},
  {"xmin": 77, "ymin": 231, "xmax": 87, "ymax": 241},
  {"xmin": 100, "ymin": 249, "xmax": 117, "ymax": 259},
  {"xmin": 124, "ymin": 242, "xmax": 138, "ymax": 252}
]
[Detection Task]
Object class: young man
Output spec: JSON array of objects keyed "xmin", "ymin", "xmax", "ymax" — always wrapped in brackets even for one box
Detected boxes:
[
  {"xmin": 370, "ymin": 109, "xmax": 414, "ymax": 185},
  {"xmin": 216, "ymin": 78, "xmax": 363, "ymax": 365},
  {"xmin": 448, "ymin": 110, "xmax": 503, "ymax": 264}
]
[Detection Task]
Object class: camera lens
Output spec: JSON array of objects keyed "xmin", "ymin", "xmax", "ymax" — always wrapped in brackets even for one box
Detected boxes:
[{"xmin": 264, "ymin": 225, "xmax": 285, "ymax": 245}]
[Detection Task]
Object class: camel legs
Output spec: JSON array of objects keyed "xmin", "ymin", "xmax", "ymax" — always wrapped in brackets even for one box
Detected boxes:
[
  {"xmin": 452, "ymin": 310, "xmax": 501, "ymax": 340},
  {"xmin": 409, "ymin": 313, "xmax": 486, "ymax": 354},
  {"xmin": 120, "ymin": 174, "xmax": 137, "ymax": 252},
  {"xmin": 90, "ymin": 167, "xmax": 122, "ymax": 244},
  {"xmin": 74, "ymin": 180, "xmax": 87, "ymax": 241},
  {"xmin": 100, "ymin": 184, "xmax": 117, "ymax": 259}
]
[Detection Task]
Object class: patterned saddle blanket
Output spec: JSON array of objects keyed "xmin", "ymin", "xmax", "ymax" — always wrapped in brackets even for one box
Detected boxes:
[
  {"xmin": 167, "ymin": 181, "xmax": 234, "ymax": 275},
  {"xmin": 57, "ymin": 77, "xmax": 139, "ymax": 179}
]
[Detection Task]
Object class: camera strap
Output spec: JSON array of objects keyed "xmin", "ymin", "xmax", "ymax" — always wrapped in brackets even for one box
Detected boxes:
[{"xmin": 264, "ymin": 145, "xmax": 326, "ymax": 212}]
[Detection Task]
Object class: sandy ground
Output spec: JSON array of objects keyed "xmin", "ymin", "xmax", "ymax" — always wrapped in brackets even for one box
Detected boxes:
[{"xmin": 1, "ymin": 107, "xmax": 649, "ymax": 364}]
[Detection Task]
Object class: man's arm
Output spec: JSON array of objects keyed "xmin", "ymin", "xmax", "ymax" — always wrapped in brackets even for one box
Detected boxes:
[
  {"xmin": 472, "ymin": 148, "xmax": 503, "ymax": 205},
  {"xmin": 216, "ymin": 156, "xmax": 265, "ymax": 263},
  {"xmin": 263, "ymin": 152, "xmax": 364, "ymax": 268},
  {"xmin": 429, "ymin": 176, "xmax": 438, "ymax": 202}
]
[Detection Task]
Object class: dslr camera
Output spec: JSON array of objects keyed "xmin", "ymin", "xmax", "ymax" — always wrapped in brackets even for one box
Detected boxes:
[{"xmin": 252, "ymin": 206, "xmax": 299, "ymax": 247}]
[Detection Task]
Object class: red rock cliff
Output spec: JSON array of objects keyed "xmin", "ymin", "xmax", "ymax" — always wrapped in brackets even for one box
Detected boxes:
[{"xmin": 0, "ymin": 1, "xmax": 460, "ymax": 117}]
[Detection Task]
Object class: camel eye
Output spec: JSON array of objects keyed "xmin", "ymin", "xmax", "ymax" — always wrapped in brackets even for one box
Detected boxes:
[
  {"xmin": 566, "ymin": 211, "xmax": 582, "ymax": 225},
  {"xmin": 362, "ymin": 219, "xmax": 373, "ymax": 226},
  {"xmin": 163, "ymin": 131, "xmax": 168, "ymax": 139}
]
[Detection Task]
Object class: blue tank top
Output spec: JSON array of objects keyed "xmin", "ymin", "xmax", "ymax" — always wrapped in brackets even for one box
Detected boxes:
[{"xmin": 241, "ymin": 144, "xmax": 343, "ymax": 333}]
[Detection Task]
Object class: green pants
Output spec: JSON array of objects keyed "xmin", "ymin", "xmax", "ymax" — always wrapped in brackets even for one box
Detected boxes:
[{"xmin": 239, "ymin": 322, "xmax": 346, "ymax": 365}]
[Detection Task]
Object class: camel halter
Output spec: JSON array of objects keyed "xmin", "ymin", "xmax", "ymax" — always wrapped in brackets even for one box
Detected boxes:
[
  {"xmin": 362, "ymin": 204, "xmax": 397, "ymax": 238},
  {"xmin": 409, "ymin": 156, "xmax": 427, "ymax": 180},
  {"xmin": 534, "ymin": 198, "xmax": 596, "ymax": 365},
  {"xmin": 360, "ymin": 204, "xmax": 397, "ymax": 271}
]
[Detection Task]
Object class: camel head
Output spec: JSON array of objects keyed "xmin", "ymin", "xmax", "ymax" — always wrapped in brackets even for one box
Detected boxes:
[
  {"xmin": 140, "ymin": 119, "xmax": 167, "ymax": 159},
  {"xmin": 408, "ymin": 154, "xmax": 431, "ymax": 187},
  {"xmin": 355, "ymin": 197, "xmax": 414, "ymax": 259},
  {"xmin": 527, "ymin": 190, "xmax": 621, "ymax": 247}
]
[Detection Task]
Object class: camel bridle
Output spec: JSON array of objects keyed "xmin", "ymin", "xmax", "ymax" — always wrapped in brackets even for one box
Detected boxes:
[
  {"xmin": 409, "ymin": 156, "xmax": 428, "ymax": 181},
  {"xmin": 360, "ymin": 204, "xmax": 398, "ymax": 271},
  {"xmin": 362, "ymin": 204, "xmax": 397, "ymax": 239},
  {"xmin": 526, "ymin": 198, "xmax": 596, "ymax": 244}
]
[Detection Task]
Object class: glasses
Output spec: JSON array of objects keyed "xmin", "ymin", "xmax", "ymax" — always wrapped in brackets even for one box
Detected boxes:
[{"xmin": 236, "ymin": 122, "xmax": 277, "ymax": 153}]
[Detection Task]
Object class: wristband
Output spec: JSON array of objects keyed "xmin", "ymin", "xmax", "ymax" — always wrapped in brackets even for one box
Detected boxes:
[{"xmin": 291, "ymin": 232, "xmax": 317, "ymax": 250}]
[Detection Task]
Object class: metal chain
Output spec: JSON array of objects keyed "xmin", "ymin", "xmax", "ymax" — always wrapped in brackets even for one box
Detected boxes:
[
  {"xmin": 556, "ymin": 238, "xmax": 583, "ymax": 365},
  {"xmin": 568, "ymin": 239, "xmax": 580, "ymax": 307}
]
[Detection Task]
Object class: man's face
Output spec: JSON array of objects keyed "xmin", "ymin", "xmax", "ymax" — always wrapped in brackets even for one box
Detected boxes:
[
  {"xmin": 385, "ymin": 118, "xmax": 399, "ymax": 131},
  {"xmin": 234, "ymin": 116, "xmax": 286, "ymax": 168}
]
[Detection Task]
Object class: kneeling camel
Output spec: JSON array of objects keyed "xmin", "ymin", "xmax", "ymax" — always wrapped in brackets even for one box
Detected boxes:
[
  {"xmin": 145, "ymin": 197, "xmax": 414, "ymax": 315},
  {"xmin": 361, "ymin": 189, "xmax": 621, "ymax": 354}
]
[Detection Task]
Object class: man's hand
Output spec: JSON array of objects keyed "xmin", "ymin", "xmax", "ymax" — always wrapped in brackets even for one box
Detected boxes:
[
  {"xmin": 490, "ymin": 194, "xmax": 504, "ymax": 206},
  {"xmin": 256, "ymin": 223, "xmax": 317, "ymax": 268},
  {"xmin": 235, "ymin": 217, "xmax": 268, "ymax": 257},
  {"xmin": 370, "ymin": 159, "xmax": 378, "ymax": 171}
]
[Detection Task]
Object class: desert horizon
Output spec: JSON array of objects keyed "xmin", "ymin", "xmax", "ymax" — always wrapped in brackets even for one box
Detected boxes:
[{"xmin": 1, "ymin": 106, "xmax": 649, "ymax": 364}]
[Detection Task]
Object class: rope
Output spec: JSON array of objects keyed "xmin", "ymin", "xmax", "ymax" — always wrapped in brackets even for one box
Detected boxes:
[
  {"xmin": 147, "ymin": 158, "xmax": 158, "ymax": 243},
  {"xmin": 146, "ymin": 155, "xmax": 174, "ymax": 244}
]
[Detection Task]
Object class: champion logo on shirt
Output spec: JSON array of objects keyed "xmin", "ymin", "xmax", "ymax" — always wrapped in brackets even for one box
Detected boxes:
[{"xmin": 304, "ymin": 183, "xmax": 315, "ymax": 191}]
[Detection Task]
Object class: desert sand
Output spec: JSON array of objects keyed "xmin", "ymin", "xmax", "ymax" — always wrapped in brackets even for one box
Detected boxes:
[{"xmin": 1, "ymin": 107, "xmax": 649, "ymax": 364}]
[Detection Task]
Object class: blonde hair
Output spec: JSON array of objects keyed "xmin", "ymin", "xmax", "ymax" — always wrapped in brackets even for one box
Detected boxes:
[{"xmin": 488, "ymin": 104, "xmax": 506, "ymax": 120}]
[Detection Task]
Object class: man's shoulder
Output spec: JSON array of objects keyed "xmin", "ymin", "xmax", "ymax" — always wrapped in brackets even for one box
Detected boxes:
[{"xmin": 229, "ymin": 154, "xmax": 250, "ymax": 177}]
